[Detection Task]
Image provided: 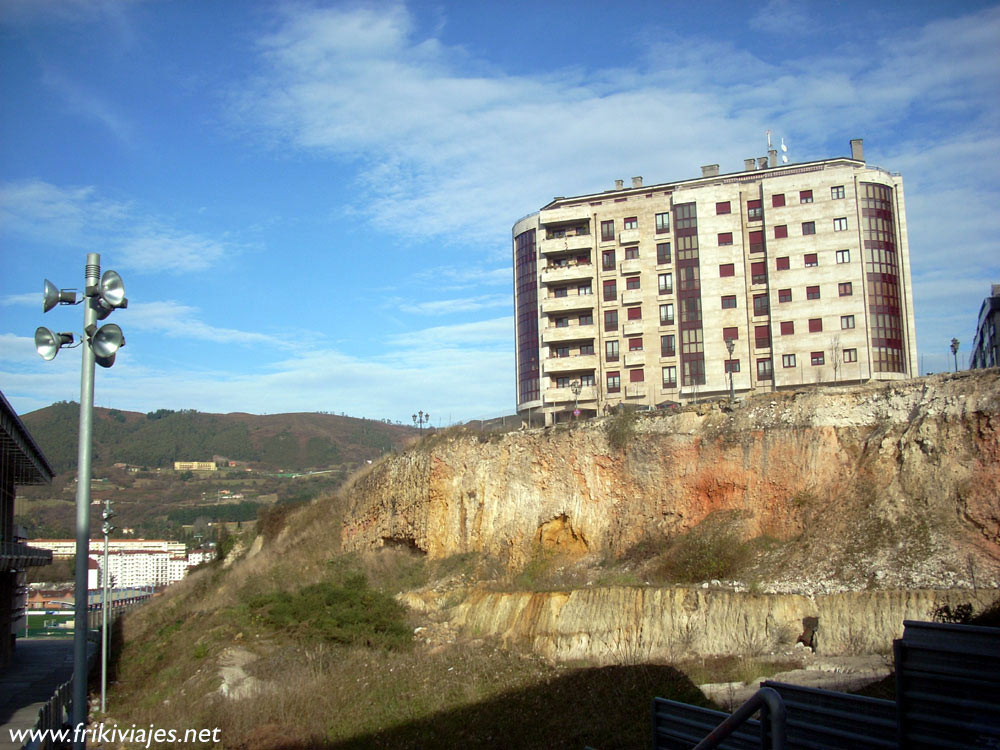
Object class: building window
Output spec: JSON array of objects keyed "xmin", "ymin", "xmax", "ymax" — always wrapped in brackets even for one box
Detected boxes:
[
  {"xmin": 753, "ymin": 294, "xmax": 769, "ymax": 316},
  {"xmin": 579, "ymin": 312, "xmax": 593, "ymax": 325},
  {"xmin": 580, "ymin": 374, "xmax": 595, "ymax": 386},
  {"xmin": 553, "ymin": 346, "xmax": 569, "ymax": 358},
  {"xmin": 774, "ymin": 225, "xmax": 788, "ymax": 239},
  {"xmin": 811, "ymin": 351, "xmax": 825, "ymax": 366},
  {"xmin": 659, "ymin": 303, "xmax": 674, "ymax": 325},
  {"xmin": 800, "ymin": 189, "xmax": 813, "ymax": 204},
  {"xmin": 601, "ymin": 220, "xmax": 615, "ymax": 242},
  {"xmin": 754, "ymin": 324, "xmax": 771, "ymax": 349},
  {"xmin": 682, "ymin": 358, "xmax": 706, "ymax": 386},
  {"xmin": 628, "ymin": 337, "xmax": 643, "ymax": 351},
  {"xmin": 629, "ymin": 368, "xmax": 645, "ymax": 383},
  {"xmin": 718, "ymin": 232, "xmax": 733, "ymax": 246},
  {"xmin": 749, "ymin": 230, "xmax": 765, "ymax": 253},
  {"xmin": 772, "ymin": 193, "xmax": 785, "ymax": 208},
  {"xmin": 721, "ymin": 295, "xmax": 737, "ymax": 309},
  {"xmin": 627, "ymin": 306, "xmax": 642, "ymax": 320},
  {"xmin": 662, "ymin": 366, "xmax": 677, "ymax": 388},
  {"xmin": 604, "ymin": 310, "xmax": 618, "ymax": 331},
  {"xmin": 580, "ymin": 343, "xmax": 595, "ymax": 355},
  {"xmin": 658, "ymin": 273, "xmax": 673, "ymax": 295},
  {"xmin": 832, "ymin": 185, "xmax": 845, "ymax": 200},
  {"xmin": 804, "ymin": 253, "xmax": 818, "ymax": 267},
  {"xmin": 780, "ymin": 321, "xmax": 794, "ymax": 336},
  {"xmin": 623, "ymin": 216, "xmax": 638, "ymax": 230},
  {"xmin": 554, "ymin": 287, "xmax": 569, "ymax": 298},
  {"xmin": 802, "ymin": 221, "xmax": 816, "ymax": 235},
  {"xmin": 606, "ymin": 340, "xmax": 619, "ymax": 361},
  {"xmin": 806, "ymin": 285, "xmax": 821, "ymax": 300},
  {"xmin": 655, "ymin": 212, "xmax": 670, "ymax": 233},
  {"xmin": 776, "ymin": 256, "xmax": 790, "ymax": 271},
  {"xmin": 833, "ymin": 217, "xmax": 848, "ymax": 231},
  {"xmin": 723, "ymin": 326, "xmax": 739, "ymax": 341},
  {"xmin": 836, "ymin": 249, "xmax": 850, "ymax": 264},
  {"xmin": 757, "ymin": 358, "xmax": 773, "ymax": 380},
  {"xmin": 578, "ymin": 283, "xmax": 593, "ymax": 296},
  {"xmin": 626, "ymin": 276, "xmax": 641, "ymax": 290},
  {"xmin": 751, "ymin": 261, "xmax": 767, "ymax": 285},
  {"xmin": 725, "ymin": 359, "xmax": 740, "ymax": 373},
  {"xmin": 661, "ymin": 334, "xmax": 675, "ymax": 357},
  {"xmin": 656, "ymin": 242, "xmax": 671, "ymax": 264},
  {"xmin": 556, "ymin": 376, "xmax": 570, "ymax": 388},
  {"xmin": 680, "ymin": 297, "xmax": 702, "ymax": 324},
  {"xmin": 602, "ymin": 249, "xmax": 616, "ymax": 270},
  {"xmin": 716, "ymin": 201, "xmax": 731, "ymax": 215},
  {"xmin": 719, "ymin": 263, "xmax": 735, "ymax": 278},
  {"xmin": 809, "ymin": 318, "xmax": 823, "ymax": 333},
  {"xmin": 747, "ymin": 199, "xmax": 762, "ymax": 221},
  {"xmin": 624, "ymin": 245, "xmax": 639, "ymax": 260},
  {"xmin": 844, "ymin": 348, "xmax": 858, "ymax": 363},
  {"xmin": 782, "ymin": 353, "xmax": 796, "ymax": 368},
  {"xmin": 607, "ymin": 371, "xmax": 621, "ymax": 393},
  {"xmin": 838, "ymin": 282, "xmax": 853, "ymax": 297},
  {"xmin": 778, "ymin": 288, "xmax": 792, "ymax": 303},
  {"xmin": 841, "ymin": 315, "xmax": 855, "ymax": 329},
  {"xmin": 681, "ymin": 327, "xmax": 704, "ymax": 354},
  {"xmin": 555, "ymin": 317, "xmax": 569, "ymax": 328},
  {"xmin": 603, "ymin": 279, "xmax": 617, "ymax": 301}
]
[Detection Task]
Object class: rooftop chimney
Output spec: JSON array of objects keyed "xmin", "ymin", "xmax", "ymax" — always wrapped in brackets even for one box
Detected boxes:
[
  {"xmin": 615, "ymin": 179, "xmax": 624, "ymax": 190},
  {"xmin": 757, "ymin": 156, "xmax": 768, "ymax": 170},
  {"xmin": 701, "ymin": 164, "xmax": 720, "ymax": 177},
  {"xmin": 768, "ymin": 148, "xmax": 777, "ymax": 168},
  {"xmin": 850, "ymin": 138, "xmax": 864, "ymax": 161},
  {"xmin": 744, "ymin": 158, "xmax": 757, "ymax": 171},
  {"xmin": 631, "ymin": 176, "xmax": 643, "ymax": 188}
]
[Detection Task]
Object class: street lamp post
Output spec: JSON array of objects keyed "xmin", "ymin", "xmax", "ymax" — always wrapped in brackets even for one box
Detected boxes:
[
  {"xmin": 950, "ymin": 338, "xmax": 960, "ymax": 372},
  {"xmin": 101, "ymin": 501, "xmax": 115, "ymax": 713},
  {"xmin": 34, "ymin": 253, "xmax": 127, "ymax": 747},
  {"xmin": 725, "ymin": 338, "xmax": 736, "ymax": 402},
  {"xmin": 412, "ymin": 410, "xmax": 429, "ymax": 431},
  {"xmin": 570, "ymin": 380, "xmax": 582, "ymax": 420}
]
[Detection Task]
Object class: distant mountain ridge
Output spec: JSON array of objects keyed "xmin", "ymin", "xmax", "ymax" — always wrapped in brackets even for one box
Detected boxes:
[{"xmin": 21, "ymin": 402, "xmax": 417, "ymax": 474}]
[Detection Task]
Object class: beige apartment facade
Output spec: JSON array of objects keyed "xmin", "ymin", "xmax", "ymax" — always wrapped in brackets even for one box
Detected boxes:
[{"xmin": 513, "ymin": 139, "xmax": 918, "ymax": 424}]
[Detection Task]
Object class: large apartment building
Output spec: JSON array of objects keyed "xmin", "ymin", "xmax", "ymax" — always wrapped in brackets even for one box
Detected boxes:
[{"xmin": 513, "ymin": 139, "xmax": 917, "ymax": 424}]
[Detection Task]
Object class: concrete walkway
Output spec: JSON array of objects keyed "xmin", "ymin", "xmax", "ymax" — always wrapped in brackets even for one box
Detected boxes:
[{"xmin": 0, "ymin": 638, "xmax": 77, "ymax": 750}]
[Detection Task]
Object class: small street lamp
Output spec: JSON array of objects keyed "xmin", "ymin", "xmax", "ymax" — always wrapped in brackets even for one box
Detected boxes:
[
  {"xmin": 570, "ymin": 380, "xmax": 582, "ymax": 420},
  {"xmin": 950, "ymin": 338, "xmax": 960, "ymax": 372},
  {"xmin": 412, "ymin": 410, "xmax": 429, "ymax": 431},
  {"xmin": 34, "ymin": 253, "xmax": 127, "ymax": 746},
  {"xmin": 725, "ymin": 338, "xmax": 736, "ymax": 402}
]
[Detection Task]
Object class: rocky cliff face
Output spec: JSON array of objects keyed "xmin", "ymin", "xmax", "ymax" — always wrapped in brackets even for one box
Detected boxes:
[{"xmin": 342, "ymin": 371, "xmax": 1000, "ymax": 593}]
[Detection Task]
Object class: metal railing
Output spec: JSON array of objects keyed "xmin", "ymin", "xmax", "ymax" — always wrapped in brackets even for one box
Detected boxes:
[
  {"xmin": 653, "ymin": 687, "xmax": 785, "ymax": 750},
  {"xmin": 22, "ymin": 678, "xmax": 72, "ymax": 750}
]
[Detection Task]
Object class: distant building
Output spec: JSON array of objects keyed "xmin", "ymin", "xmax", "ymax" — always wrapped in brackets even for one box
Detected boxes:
[
  {"xmin": 512, "ymin": 139, "xmax": 918, "ymax": 424},
  {"xmin": 971, "ymin": 284, "xmax": 1000, "ymax": 369},
  {"xmin": 173, "ymin": 461, "xmax": 217, "ymax": 471},
  {"xmin": 1, "ymin": 390, "xmax": 55, "ymax": 666},
  {"xmin": 31, "ymin": 538, "xmax": 208, "ymax": 589}
]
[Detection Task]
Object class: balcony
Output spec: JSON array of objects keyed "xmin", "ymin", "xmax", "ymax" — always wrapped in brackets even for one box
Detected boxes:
[
  {"xmin": 624, "ymin": 351, "xmax": 645, "ymax": 367},
  {"xmin": 542, "ymin": 324, "xmax": 596, "ymax": 344},
  {"xmin": 618, "ymin": 229, "xmax": 640, "ymax": 245},
  {"xmin": 619, "ymin": 258, "xmax": 642, "ymax": 275},
  {"xmin": 540, "ymin": 295, "xmax": 595, "ymax": 315},
  {"xmin": 625, "ymin": 383, "xmax": 647, "ymax": 398},
  {"xmin": 540, "ymin": 205, "xmax": 591, "ymax": 225},
  {"xmin": 620, "ymin": 289, "xmax": 642, "ymax": 306},
  {"xmin": 540, "ymin": 262, "xmax": 594, "ymax": 285},
  {"xmin": 539, "ymin": 233, "xmax": 593, "ymax": 255},
  {"xmin": 544, "ymin": 385, "xmax": 598, "ymax": 404},
  {"xmin": 543, "ymin": 354, "xmax": 599, "ymax": 375},
  {"xmin": 623, "ymin": 320, "xmax": 644, "ymax": 336}
]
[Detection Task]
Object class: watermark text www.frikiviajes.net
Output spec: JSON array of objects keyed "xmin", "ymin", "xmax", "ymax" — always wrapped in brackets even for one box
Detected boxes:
[{"xmin": 9, "ymin": 722, "xmax": 222, "ymax": 748}]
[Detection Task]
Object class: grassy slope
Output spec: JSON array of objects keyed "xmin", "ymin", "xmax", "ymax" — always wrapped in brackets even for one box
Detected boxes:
[{"xmin": 105, "ymin": 487, "xmax": 714, "ymax": 750}]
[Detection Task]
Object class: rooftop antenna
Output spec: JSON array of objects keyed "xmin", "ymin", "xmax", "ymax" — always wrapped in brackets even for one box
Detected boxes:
[
  {"xmin": 781, "ymin": 136, "xmax": 789, "ymax": 164},
  {"xmin": 766, "ymin": 129, "xmax": 773, "ymax": 149}
]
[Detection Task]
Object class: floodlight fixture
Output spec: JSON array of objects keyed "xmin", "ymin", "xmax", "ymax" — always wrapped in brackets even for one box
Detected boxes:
[
  {"xmin": 34, "ymin": 327, "xmax": 75, "ymax": 360},
  {"xmin": 91, "ymin": 323, "xmax": 125, "ymax": 359},
  {"xmin": 43, "ymin": 279, "xmax": 78, "ymax": 312}
]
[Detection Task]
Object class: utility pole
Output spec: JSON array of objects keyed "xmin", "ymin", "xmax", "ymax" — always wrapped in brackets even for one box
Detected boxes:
[{"xmin": 951, "ymin": 338, "xmax": 960, "ymax": 372}]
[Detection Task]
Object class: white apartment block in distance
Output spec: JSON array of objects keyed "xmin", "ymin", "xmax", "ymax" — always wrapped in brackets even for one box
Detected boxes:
[{"xmin": 513, "ymin": 139, "xmax": 917, "ymax": 425}]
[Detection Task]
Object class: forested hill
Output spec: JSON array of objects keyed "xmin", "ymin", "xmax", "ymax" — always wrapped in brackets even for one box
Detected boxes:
[{"xmin": 21, "ymin": 402, "xmax": 417, "ymax": 473}]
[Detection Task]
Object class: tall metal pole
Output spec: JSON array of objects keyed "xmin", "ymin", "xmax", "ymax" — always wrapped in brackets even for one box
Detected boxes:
[{"xmin": 72, "ymin": 252, "xmax": 100, "ymax": 746}]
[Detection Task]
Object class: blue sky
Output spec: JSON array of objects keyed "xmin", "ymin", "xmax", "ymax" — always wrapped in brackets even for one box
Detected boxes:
[{"xmin": 2, "ymin": 0, "xmax": 998, "ymax": 425}]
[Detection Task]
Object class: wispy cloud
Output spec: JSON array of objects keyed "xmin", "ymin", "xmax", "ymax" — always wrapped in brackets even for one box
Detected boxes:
[
  {"xmin": 127, "ymin": 301, "xmax": 297, "ymax": 349},
  {"xmin": 396, "ymin": 293, "xmax": 510, "ymax": 316},
  {"xmin": 0, "ymin": 179, "xmax": 234, "ymax": 273}
]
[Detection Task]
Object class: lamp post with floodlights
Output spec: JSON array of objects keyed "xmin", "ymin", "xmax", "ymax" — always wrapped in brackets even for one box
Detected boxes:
[{"xmin": 34, "ymin": 253, "xmax": 127, "ymax": 747}]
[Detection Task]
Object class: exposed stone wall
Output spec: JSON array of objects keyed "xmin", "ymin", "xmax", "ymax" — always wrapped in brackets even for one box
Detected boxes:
[{"xmin": 341, "ymin": 371, "xmax": 1000, "ymax": 591}]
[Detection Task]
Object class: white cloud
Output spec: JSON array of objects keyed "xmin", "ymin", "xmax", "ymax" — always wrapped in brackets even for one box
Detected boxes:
[
  {"xmin": 1, "ymin": 293, "xmax": 40, "ymax": 307},
  {"xmin": 127, "ymin": 300, "xmax": 297, "ymax": 349},
  {"xmin": 396, "ymin": 293, "xmax": 510, "ymax": 316},
  {"xmin": 0, "ymin": 180, "xmax": 234, "ymax": 274}
]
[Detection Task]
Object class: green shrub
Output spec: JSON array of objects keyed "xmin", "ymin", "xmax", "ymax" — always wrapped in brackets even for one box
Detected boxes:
[
  {"xmin": 650, "ymin": 515, "xmax": 754, "ymax": 584},
  {"xmin": 246, "ymin": 574, "xmax": 411, "ymax": 649},
  {"xmin": 605, "ymin": 406, "xmax": 638, "ymax": 452}
]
